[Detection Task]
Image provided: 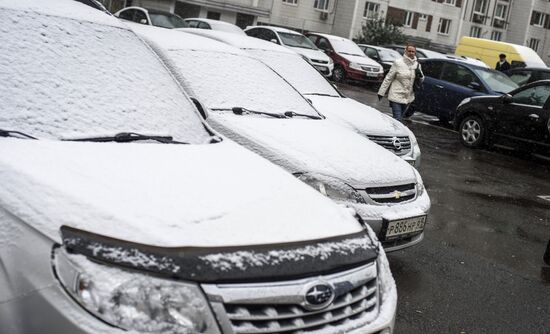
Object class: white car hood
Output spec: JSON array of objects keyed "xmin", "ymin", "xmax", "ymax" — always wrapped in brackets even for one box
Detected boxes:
[
  {"xmin": 338, "ymin": 53, "xmax": 380, "ymax": 67},
  {"xmin": 289, "ymin": 47, "xmax": 330, "ymax": 62},
  {"xmin": 307, "ymin": 95, "xmax": 408, "ymax": 137},
  {"xmin": 0, "ymin": 139, "xmax": 365, "ymax": 248},
  {"xmin": 208, "ymin": 114, "xmax": 416, "ymax": 187}
]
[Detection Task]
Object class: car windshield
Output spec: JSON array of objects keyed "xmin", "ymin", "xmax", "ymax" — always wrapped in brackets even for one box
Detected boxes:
[
  {"xmin": 166, "ymin": 50, "xmax": 319, "ymax": 117},
  {"xmin": 0, "ymin": 10, "xmax": 210, "ymax": 143},
  {"xmin": 248, "ymin": 50, "xmax": 339, "ymax": 97},
  {"xmin": 473, "ymin": 68, "xmax": 519, "ymax": 93},
  {"xmin": 149, "ymin": 12, "xmax": 188, "ymax": 28},
  {"xmin": 330, "ymin": 38, "xmax": 364, "ymax": 56},
  {"xmin": 379, "ymin": 49, "xmax": 401, "ymax": 62},
  {"xmin": 278, "ymin": 32, "xmax": 318, "ymax": 50}
]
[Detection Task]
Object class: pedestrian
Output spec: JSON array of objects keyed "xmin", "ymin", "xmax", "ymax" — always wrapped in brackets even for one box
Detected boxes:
[
  {"xmin": 377, "ymin": 43, "xmax": 423, "ymax": 122},
  {"xmin": 495, "ymin": 53, "xmax": 511, "ymax": 72}
]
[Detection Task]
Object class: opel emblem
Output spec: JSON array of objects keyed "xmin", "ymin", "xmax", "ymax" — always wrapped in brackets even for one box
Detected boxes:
[
  {"xmin": 392, "ymin": 137, "xmax": 402, "ymax": 150},
  {"xmin": 303, "ymin": 283, "xmax": 334, "ymax": 311}
]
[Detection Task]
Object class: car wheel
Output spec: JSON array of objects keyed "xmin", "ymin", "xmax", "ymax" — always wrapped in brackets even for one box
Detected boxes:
[
  {"xmin": 332, "ymin": 65, "xmax": 346, "ymax": 83},
  {"xmin": 459, "ymin": 115, "xmax": 485, "ymax": 148}
]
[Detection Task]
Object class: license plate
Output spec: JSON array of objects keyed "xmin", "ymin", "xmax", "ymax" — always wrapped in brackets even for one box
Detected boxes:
[
  {"xmin": 383, "ymin": 215, "xmax": 426, "ymax": 240},
  {"xmin": 366, "ymin": 72, "xmax": 379, "ymax": 77}
]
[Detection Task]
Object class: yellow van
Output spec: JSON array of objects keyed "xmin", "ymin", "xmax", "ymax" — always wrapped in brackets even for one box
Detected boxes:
[{"xmin": 455, "ymin": 37, "xmax": 547, "ymax": 69}]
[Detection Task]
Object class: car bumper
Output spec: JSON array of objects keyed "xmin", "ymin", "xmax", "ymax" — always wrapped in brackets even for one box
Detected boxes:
[
  {"xmin": 313, "ymin": 62, "xmax": 334, "ymax": 77},
  {"xmin": 346, "ymin": 68, "xmax": 384, "ymax": 83},
  {"xmin": 350, "ymin": 190, "xmax": 431, "ymax": 252}
]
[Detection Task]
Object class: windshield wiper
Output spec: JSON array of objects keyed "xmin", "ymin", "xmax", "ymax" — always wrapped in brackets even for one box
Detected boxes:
[
  {"xmin": 0, "ymin": 129, "xmax": 37, "ymax": 139},
  {"xmin": 284, "ymin": 111, "xmax": 323, "ymax": 120},
  {"xmin": 304, "ymin": 93, "xmax": 340, "ymax": 97},
  {"xmin": 65, "ymin": 132, "xmax": 189, "ymax": 144},
  {"xmin": 211, "ymin": 107, "xmax": 288, "ymax": 119}
]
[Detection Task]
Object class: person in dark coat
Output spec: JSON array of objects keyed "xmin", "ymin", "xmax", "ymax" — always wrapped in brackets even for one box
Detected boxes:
[{"xmin": 495, "ymin": 53, "xmax": 511, "ymax": 72}]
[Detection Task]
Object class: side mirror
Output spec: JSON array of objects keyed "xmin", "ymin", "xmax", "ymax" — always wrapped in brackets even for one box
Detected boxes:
[
  {"xmin": 191, "ymin": 98, "xmax": 208, "ymax": 120},
  {"xmin": 467, "ymin": 82, "xmax": 482, "ymax": 91},
  {"xmin": 501, "ymin": 93, "xmax": 513, "ymax": 104},
  {"xmin": 139, "ymin": 19, "xmax": 147, "ymax": 25},
  {"xmin": 270, "ymin": 38, "xmax": 278, "ymax": 44}
]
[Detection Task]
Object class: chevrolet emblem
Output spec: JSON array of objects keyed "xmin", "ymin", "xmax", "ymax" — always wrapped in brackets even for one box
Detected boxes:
[{"xmin": 392, "ymin": 191, "xmax": 401, "ymax": 199}]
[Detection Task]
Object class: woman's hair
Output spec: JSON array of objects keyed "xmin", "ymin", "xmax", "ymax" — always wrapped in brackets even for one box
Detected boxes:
[{"xmin": 405, "ymin": 43, "xmax": 416, "ymax": 51}]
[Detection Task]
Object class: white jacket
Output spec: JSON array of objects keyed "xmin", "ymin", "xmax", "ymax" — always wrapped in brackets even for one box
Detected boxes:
[{"xmin": 378, "ymin": 56, "xmax": 422, "ymax": 104}]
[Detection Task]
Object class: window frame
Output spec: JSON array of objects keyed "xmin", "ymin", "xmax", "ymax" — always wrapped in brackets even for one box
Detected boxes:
[
  {"xmin": 438, "ymin": 18, "xmax": 452, "ymax": 35},
  {"xmin": 404, "ymin": 11, "xmax": 414, "ymax": 27},
  {"xmin": 282, "ymin": 0, "xmax": 298, "ymax": 6},
  {"xmin": 313, "ymin": 0, "xmax": 330, "ymax": 12},
  {"xmin": 363, "ymin": 2, "xmax": 380, "ymax": 19}
]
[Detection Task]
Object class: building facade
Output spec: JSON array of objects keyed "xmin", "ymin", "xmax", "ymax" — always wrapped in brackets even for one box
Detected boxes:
[{"xmin": 101, "ymin": 0, "xmax": 550, "ymax": 64}]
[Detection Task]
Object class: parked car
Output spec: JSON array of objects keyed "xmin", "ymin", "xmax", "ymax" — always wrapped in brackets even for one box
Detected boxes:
[
  {"xmin": 504, "ymin": 67, "xmax": 550, "ymax": 86},
  {"xmin": 184, "ymin": 29, "xmax": 421, "ymax": 167},
  {"xmin": 114, "ymin": 6, "xmax": 187, "ymax": 28},
  {"xmin": 183, "ymin": 18, "xmax": 245, "ymax": 35},
  {"xmin": 244, "ymin": 26, "xmax": 333, "ymax": 77},
  {"xmin": 411, "ymin": 58, "xmax": 518, "ymax": 122},
  {"xmin": 0, "ymin": 1, "xmax": 398, "ymax": 333},
  {"xmin": 455, "ymin": 80, "xmax": 550, "ymax": 158},
  {"xmin": 136, "ymin": 25, "xmax": 431, "ymax": 253},
  {"xmin": 358, "ymin": 44, "xmax": 401, "ymax": 75},
  {"xmin": 306, "ymin": 32, "xmax": 384, "ymax": 83}
]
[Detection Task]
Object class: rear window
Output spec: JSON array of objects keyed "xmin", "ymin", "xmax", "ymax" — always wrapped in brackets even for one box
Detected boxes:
[
  {"xmin": 0, "ymin": 9, "xmax": 210, "ymax": 143},
  {"xmin": 149, "ymin": 12, "xmax": 187, "ymax": 28}
]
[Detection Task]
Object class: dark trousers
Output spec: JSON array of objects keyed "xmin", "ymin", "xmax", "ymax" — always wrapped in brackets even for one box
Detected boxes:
[{"xmin": 390, "ymin": 101, "xmax": 409, "ymax": 122}]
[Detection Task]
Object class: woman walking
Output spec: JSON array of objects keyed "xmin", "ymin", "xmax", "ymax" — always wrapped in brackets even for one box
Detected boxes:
[{"xmin": 377, "ymin": 44, "xmax": 423, "ymax": 122}]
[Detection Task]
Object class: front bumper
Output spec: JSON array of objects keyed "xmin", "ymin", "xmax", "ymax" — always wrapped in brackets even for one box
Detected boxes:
[
  {"xmin": 351, "ymin": 189, "xmax": 431, "ymax": 253},
  {"xmin": 346, "ymin": 67, "xmax": 384, "ymax": 83},
  {"xmin": 313, "ymin": 62, "xmax": 334, "ymax": 77}
]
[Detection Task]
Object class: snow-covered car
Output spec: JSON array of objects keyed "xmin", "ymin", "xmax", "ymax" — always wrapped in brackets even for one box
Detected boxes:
[
  {"xmin": 306, "ymin": 32, "xmax": 384, "ymax": 83},
  {"xmin": 180, "ymin": 29, "xmax": 421, "ymax": 167},
  {"xmin": 114, "ymin": 6, "xmax": 187, "ymax": 28},
  {"xmin": 0, "ymin": 1, "xmax": 397, "ymax": 333},
  {"xmin": 244, "ymin": 25, "xmax": 334, "ymax": 77},
  {"xmin": 183, "ymin": 18, "xmax": 246, "ymax": 35},
  {"xmin": 134, "ymin": 26, "xmax": 431, "ymax": 252}
]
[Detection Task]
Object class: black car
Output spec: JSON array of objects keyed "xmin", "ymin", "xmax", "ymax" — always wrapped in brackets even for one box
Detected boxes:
[
  {"xmin": 454, "ymin": 80, "xmax": 550, "ymax": 158},
  {"xmin": 504, "ymin": 67, "xmax": 550, "ymax": 87}
]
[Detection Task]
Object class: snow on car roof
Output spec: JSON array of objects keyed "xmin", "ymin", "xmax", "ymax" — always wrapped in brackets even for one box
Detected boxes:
[
  {"xmin": 308, "ymin": 32, "xmax": 347, "ymax": 41},
  {"xmin": 247, "ymin": 25, "xmax": 301, "ymax": 35},
  {"xmin": 131, "ymin": 23, "xmax": 247, "ymax": 54},
  {"xmin": 0, "ymin": 0, "xmax": 123, "ymax": 27},
  {"xmin": 178, "ymin": 28, "xmax": 296, "ymax": 54}
]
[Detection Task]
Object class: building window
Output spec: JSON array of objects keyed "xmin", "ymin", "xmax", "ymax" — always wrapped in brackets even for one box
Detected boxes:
[
  {"xmin": 404, "ymin": 11, "xmax": 414, "ymax": 27},
  {"xmin": 491, "ymin": 31, "xmax": 502, "ymax": 41},
  {"xmin": 529, "ymin": 38, "xmax": 540, "ymax": 52},
  {"xmin": 206, "ymin": 11, "xmax": 221, "ymax": 20},
  {"xmin": 444, "ymin": 0, "xmax": 456, "ymax": 5},
  {"xmin": 313, "ymin": 0, "xmax": 329, "ymax": 11},
  {"xmin": 282, "ymin": 0, "xmax": 298, "ymax": 5},
  {"xmin": 363, "ymin": 2, "xmax": 380, "ymax": 19},
  {"xmin": 470, "ymin": 26, "xmax": 482, "ymax": 37},
  {"xmin": 495, "ymin": 4, "xmax": 507, "ymax": 19},
  {"xmin": 473, "ymin": 0, "xmax": 487, "ymax": 14},
  {"xmin": 531, "ymin": 11, "xmax": 546, "ymax": 27},
  {"xmin": 438, "ymin": 18, "xmax": 451, "ymax": 34}
]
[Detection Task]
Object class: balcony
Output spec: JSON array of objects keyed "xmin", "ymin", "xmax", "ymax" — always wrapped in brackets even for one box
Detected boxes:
[
  {"xmin": 493, "ymin": 17, "xmax": 506, "ymax": 28},
  {"xmin": 179, "ymin": 0, "xmax": 273, "ymax": 16}
]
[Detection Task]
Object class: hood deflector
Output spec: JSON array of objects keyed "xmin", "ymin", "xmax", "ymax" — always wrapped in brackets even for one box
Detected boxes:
[{"xmin": 61, "ymin": 226, "xmax": 378, "ymax": 283}]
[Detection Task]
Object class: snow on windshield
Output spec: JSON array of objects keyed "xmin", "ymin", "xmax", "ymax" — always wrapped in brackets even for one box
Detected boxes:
[
  {"xmin": 279, "ymin": 32, "xmax": 317, "ymax": 49},
  {"xmin": 167, "ymin": 50, "xmax": 319, "ymax": 116},
  {"xmin": 331, "ymin": 38, "xmax": 364, "ymax": 56},
  {"xmin": 248, "ymin": 50, "xmax": 339, "ymax": 97},
  {"xmin": 474, "ymin": 68, "xmax": 518, "ymax": 93},
  {"xmin": 0, "ymin": 9, "xmax": 210, "ymax": 143}
]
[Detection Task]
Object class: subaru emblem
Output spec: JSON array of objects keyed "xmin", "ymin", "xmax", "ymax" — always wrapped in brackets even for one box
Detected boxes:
[{"xmin": 303, "ymin": 283, "xmax": 334, "ymax": 311}]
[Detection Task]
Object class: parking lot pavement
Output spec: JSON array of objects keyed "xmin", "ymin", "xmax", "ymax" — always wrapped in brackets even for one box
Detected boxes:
[{"xmin": 338, "ymin": 84, "xmax": 550, "ymax": 333}]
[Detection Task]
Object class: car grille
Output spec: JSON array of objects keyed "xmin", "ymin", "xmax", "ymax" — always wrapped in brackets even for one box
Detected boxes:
[
  {"xmin": 360, "ymin": 65, "xmax": 379, "ymax": 72},
  {"xmin": 364, "ymin": 183, "xmax": 416, "ymax": 204},
  {"xmin": 202, "ymin": 262, "xmax": 379, "ymax": 334},
  {"xmin": 366, "ymin": 135, "xmax": 411, "ymax": 155},
  {"xmin": 311, "ymin": 59, "xmax": 329, "ymax": 64}
]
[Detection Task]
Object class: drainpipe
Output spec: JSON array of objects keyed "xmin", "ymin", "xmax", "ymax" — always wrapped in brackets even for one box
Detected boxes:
[{"xmin": 348, "ymin": 0, "xmax": 361, "ymax": 39}]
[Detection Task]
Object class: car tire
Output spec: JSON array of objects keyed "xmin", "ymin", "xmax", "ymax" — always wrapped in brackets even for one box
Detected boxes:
[
  {"xmin": 332, "ymin": 65, "xmax": 346, "ymax": 83},
  {"xmin": 459, "ymin": 115, "xmax": 485, "ymax": 148}
]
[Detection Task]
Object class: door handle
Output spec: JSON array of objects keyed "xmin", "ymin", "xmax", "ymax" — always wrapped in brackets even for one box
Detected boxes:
[
  {"xmin": 435, "ymin": 85, "xmax": 444, "ymax": 89},
  {"xmin": 528, "ymin": 113, "xmax": 540, "ymax": 120}
]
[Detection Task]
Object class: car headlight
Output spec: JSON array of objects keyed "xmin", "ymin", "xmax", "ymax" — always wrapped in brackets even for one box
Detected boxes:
[
  {"xmin": 457, "ymin": 97, "xmax": 471, "ymax": 109},
  {"xmin": 412, "ymin": 168, "xmax": 425, "ymax": 196},
  {"xmin": 53, "ymin": 247, "xmax": 219, "ymax": 334},
  {"xmin": 295, "ymin": 173, "xmax": 366, "ymax": 204},
  {"xmin": 328, "ymin": 57, "xmax": 334, "ymax": 65},
  {"xmin": 404, "ymin": 127, "xmax": 420, "ymax": 156},
  {"xmin": 349, "ymin": 62, "xmax": 363, "ymax": 70}
]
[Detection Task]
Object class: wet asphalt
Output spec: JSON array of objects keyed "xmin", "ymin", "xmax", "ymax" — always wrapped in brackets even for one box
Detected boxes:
[{"xmin": 338, "ymin": 83, "xmax": 550, "ymax": 334}]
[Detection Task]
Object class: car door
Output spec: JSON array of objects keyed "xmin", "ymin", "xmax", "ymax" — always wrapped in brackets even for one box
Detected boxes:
[
  {"xmin": 413, "ymin": 60, "xmax": 444, "ymax": 118},
  {"xmin": 494, "ymin": 84, "xmax": 550, "ymax": 147},
  {"xmin": 436, "ymin": 62, "xmax": 486, "ymax": 120}
]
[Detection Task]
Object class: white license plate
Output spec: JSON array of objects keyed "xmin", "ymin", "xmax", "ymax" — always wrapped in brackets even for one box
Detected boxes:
[
  {"xmin": 384, "ymin": 215, "xmax": 426, "ymax": 239},
  {"xmin": 366, "ymin": 72, "xmax": 379, "ymax": 77}
]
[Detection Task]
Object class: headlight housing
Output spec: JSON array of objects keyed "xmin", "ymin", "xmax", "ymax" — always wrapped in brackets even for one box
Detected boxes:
[
  {"xmin": 295, "ymin": 173, "xmax": 366, "ymax": 204},
  {"xmin": 412, "ymin": 168, "xmax": 426, "ymax": 196},
  {"xmin": 53, "ymin": 247, "xmax": 219, "ymax": 334},
  {"xmin": 349, "ymin": 62, "xmax": 363, "ymax": 70}
]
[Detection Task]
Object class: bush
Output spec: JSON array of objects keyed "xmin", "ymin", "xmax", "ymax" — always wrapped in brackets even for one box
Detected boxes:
[{"xmin": 355, "ymin": 18, "xmax": 406, "ymax": 46}]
